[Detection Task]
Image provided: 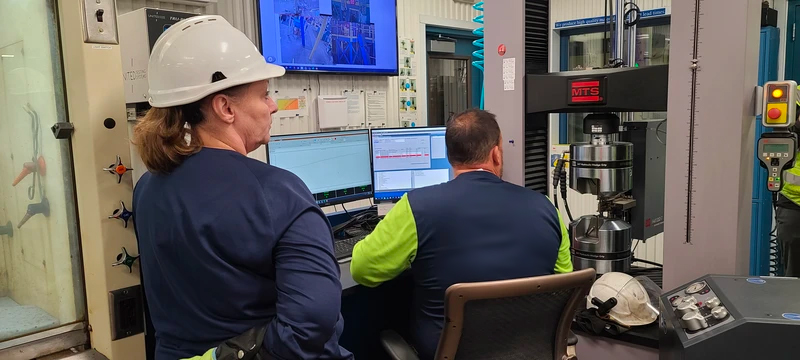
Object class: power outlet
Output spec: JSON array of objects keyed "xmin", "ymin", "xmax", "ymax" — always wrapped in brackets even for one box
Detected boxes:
[
  {"xmin": 82, "ymin": 0, "xmax": 119, "ymax": 44},
  {"xmin": 109, "ymin": 285, "xmax": 144, "ymax": 340}
]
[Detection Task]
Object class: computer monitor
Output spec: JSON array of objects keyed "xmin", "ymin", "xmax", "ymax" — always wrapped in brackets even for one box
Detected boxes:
[
  {"xmin": 268, "ymin": 130, "xmax": 373, "ymax": 206},
  {"xmin": 370, "ymin": 127, "xmax": 453, "ymax": 202}
]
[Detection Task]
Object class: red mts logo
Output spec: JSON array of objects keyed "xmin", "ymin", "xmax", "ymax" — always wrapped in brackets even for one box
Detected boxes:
[{"xmin": 570, "ymin": 80, "xmax": 602, "ymax": 103}]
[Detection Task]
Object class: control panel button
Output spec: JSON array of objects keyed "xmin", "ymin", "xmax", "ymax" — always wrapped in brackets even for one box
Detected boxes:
[
  {"xmin": 677, "ymin": 302, "xmax": 699, "ymax": 317},
  {"xmin": 705, "ymin": 297, "xmax": 721, "ymax": 309},
  {"xmin": 711, "ymin": 306, "xmax": 729, "ymax": 320},
  {"xmin": 772, "ymin": 158, "xmax": 780, "ymax": 166},
  {"xmin": 681, "ymin": 311, "xmax": 709, "ymax": 331},
  {"xmin": 765, "ymin": 103, "xmax": 788, "ymax": 124},
  {"xmin": 768, "ymin": 107, "xmax": 782, "ymax": 119}
]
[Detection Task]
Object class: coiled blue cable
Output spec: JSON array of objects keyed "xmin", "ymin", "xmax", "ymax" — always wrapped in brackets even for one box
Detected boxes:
[{"xmin": 472, "ymin": 1, "xmax": 485, "ymax": 109}]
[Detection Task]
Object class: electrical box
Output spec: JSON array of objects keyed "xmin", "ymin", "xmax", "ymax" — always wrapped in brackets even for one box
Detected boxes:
[
  {"xmin": 761, "ymin": 80, "xmax": 798, "ymax": 128},
  {"xmin": 620, "ymin": 121, "xmax": 666, "ymax": 241},
  {"xmin": 119, "ymin": 8, "xmax": 197, "ymax": 104}
]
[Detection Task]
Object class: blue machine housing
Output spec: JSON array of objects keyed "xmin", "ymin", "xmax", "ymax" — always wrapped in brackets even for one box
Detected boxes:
[{"xmin": 751, "ymin": 26, "xmax": 780, "ymax": 276}]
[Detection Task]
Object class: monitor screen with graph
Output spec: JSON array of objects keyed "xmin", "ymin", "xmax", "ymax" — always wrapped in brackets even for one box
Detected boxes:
[
  {"xmin": 370, "ymin": 127, "xmax": 453, "ymax": 202},
  {"xmin": 268, "ymin": 130, "xmax": 372, "ymax": 206}
]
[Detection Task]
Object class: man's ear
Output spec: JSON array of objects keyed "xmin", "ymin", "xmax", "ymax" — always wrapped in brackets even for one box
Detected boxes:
[
  {"xmin": 209, "ymin": 94, "xmax": 236, "ymax": 124},
  {"xmin": 491, "ymin": 145, "xmax": 502, "ymax": 166}
]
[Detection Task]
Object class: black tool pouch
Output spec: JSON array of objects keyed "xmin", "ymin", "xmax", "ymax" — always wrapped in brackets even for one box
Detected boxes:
[{"xmin": 215, "ymin": 325, "xmax": 275, "ymax": 360}]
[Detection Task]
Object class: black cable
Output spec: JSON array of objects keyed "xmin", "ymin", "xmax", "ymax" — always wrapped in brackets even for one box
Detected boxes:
[
  {"xmin": 624, "ymin": 2, "xmax": 641, "ymax": 26},
  {"xmin": 560, "ymin": 167, "xmax": 574, "ymax": 222},
  {"xmin": 632, "ymin": 239, "xmax": 640, "ymax": 253},
  {"xmin": 341, "ymin": 203, "xmax": 351, "ymax": 217},
  {"xmin": 632, "ymin": 257, "xmax": 663, "ymax": 268}
]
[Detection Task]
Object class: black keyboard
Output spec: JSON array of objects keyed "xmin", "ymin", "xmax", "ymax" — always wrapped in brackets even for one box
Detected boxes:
[{"xmin": 334, "ymin": 234, "xmax": 367, "ymax": 260}]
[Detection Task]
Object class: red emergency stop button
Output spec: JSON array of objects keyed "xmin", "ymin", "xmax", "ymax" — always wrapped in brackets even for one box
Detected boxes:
[{"xmin": 768, "ymin": 108, "xmax": 782, "ymax": 119}]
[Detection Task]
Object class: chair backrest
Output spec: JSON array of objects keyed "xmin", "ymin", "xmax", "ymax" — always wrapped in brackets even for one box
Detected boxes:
[{"xmin": 434, "ymin": 268, "xmax": 596, "ymax": 360}]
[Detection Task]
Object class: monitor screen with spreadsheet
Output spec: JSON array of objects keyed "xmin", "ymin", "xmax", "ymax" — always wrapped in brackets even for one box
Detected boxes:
[
  {"xmin": 370, "ymin": 127, "xmax": 453, "ymax": 202},
  {"xmin": 268, "ymin": 130, "xmax": 372, "ymax": 206}
]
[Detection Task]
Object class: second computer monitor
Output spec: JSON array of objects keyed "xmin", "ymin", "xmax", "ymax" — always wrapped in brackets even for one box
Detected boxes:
[
  {"xmin": 371, "ymin": 127, "xmax": 453, "ymax": 202},
  {"xmin": 268, "ymin": 130, "xmax": 373, "ymax": 206}
]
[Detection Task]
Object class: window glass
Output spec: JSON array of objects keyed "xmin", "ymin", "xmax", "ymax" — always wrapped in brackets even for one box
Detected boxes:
[
  {"xmin": 0, "ymin": 0, "xmax": 85, "ymax": 342},
  {"xmin": 564, "ymin": 24, "xmax": 670, "ymax": 143}
]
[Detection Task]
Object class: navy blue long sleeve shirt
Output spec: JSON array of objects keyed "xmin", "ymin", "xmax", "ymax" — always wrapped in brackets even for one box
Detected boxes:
[{"xmin": 133, "ymin": 148, "xmax": 353, "ymax": 360}]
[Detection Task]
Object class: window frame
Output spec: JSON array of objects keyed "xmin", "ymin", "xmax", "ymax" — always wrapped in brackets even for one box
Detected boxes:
[{"xmin": 557, "ymin": 16, "xmax": 671, "ymax": 144}]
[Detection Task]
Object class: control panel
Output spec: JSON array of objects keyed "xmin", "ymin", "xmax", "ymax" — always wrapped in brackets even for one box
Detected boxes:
[
  {"xmin": 757, "ymin": 134, "xmax": 798, "ymax": 192},
  {"xmin": 666, "ymin": 280, "xmax": 734, "ymax": 339},
  {"xmin": 762, "ymin": 81, "xmax": 798, "ymax": 128}
]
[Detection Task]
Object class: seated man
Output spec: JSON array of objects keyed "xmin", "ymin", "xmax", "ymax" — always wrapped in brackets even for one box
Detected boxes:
[{"xmin": 350, "ymin": 109, "xmax": 572, "ymax": 360}]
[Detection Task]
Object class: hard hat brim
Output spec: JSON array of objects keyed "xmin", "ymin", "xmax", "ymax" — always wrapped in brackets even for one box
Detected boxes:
[{"xmin": 149, "ymin": 61, "xmax": 285, "ymax": 108}]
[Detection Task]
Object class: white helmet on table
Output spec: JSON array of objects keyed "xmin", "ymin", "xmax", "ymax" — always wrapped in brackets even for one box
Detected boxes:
[
  {"xmin": 587, "ymin": 272, "xmax": 661, "ymax": 327},
  {"xmin": 147, "ymin": 15, "xmax": 285, "ymax": 108}
]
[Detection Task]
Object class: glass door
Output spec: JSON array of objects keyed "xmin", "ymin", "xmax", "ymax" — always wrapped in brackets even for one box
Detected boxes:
[{"xmin": 0, "ymin": 0, "xmax": 85, "ymax": 344}]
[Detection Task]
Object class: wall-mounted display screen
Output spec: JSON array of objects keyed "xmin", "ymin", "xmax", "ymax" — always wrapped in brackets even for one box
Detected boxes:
[{"xmin": 258, "ymin": 0, "xmax": 399, "ymax": 75}]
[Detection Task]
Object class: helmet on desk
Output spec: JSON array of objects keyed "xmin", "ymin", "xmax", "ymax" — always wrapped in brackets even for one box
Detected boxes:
[{"xmin": 587, "ymin": 272, "xmax": 660, "ymax": 327}]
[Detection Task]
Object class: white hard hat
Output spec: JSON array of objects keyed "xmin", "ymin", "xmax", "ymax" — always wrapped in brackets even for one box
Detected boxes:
[
  {"xmin": 147, "ymin": 15, "xmax": 285, "ymax": 108},
  {"xmin": 587, "ymin": 272, "xmax": 660, "ymax": 327}
]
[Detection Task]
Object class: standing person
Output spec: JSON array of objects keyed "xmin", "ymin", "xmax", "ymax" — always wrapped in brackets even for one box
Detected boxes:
[
  {"xmin": 132, "ymin": 15, "xmax": 352, "ymax": 360},
  {"xmin": 350, "ymin": 109, "xmax": 572, "ymax": 360},
  {"xmin": 776, "ymin": 91, "xmax": 800, "ymax": 276}
]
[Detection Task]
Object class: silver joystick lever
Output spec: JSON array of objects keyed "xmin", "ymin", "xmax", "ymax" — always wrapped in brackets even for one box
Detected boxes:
[
  {"xmin": 681, "ymin": 312, "xmax": 709, "ymax": 331},
  {"xmin": 705, "ymin": 297, "xmax": 721, "ymax": 309},
  {"xmin": 680, "ymin": 296, "xmax": 697, "ymax": 306},
  {"xmin": 671, "ymin": 296, "xmax": 684, "ymax": 308},
  {"xmin": 677, "ymin": 302, "xmax": 699, "ymax": 317},
  {"xmin": 711, "ymin": 306, "xmax": 729, "ymax": 320}
]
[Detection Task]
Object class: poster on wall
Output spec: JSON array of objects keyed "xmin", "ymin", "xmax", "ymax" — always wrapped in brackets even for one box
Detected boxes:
[
  {"xmin": 367, "ymin": 90, "xmax": 388, "ymax": 128},
  {"xmin": 273, "ymin": 89, "xmax": 310, "ymax": 118},
  {"xmin": 342, "ymin": 89, "xmax": 366, "ymax": 127}
]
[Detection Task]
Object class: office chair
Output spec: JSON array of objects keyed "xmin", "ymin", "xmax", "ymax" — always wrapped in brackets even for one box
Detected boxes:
[{"xmin": 380, "ymin": 268, "xmax": 596, "ymax": 360}]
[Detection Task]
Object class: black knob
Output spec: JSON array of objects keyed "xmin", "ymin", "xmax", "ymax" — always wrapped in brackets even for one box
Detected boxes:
[
  {"xmin": 109, "ymin": 201, "xmax": 133, "ymax": 228},
  {"xmin": 112, "ymin": 247, "xmax": 140, "ymax": 273},
  {"xmin": 0, "ymin": 221, "xmax": 12, "ymax": 238}
]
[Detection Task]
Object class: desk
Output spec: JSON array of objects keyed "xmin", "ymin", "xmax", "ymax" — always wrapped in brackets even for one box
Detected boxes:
[
  {"xmin": 339, "ymin": 259, "xmax": 358, "ymax": 290},
  {"xmin": 571, "ymin": 267, "xmax": 662, "ymax": 360}
]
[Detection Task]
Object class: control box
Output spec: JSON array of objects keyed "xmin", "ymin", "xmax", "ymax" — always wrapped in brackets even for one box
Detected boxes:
[
  {"xmin": 118, "ymin": 8, "xmax": 196, "ymax": 104},
  {"xmin": 762, "ymin": 80, "xmax": 798, "ymax": 128},
  {"xmin": 660, "ymin": 275, "xmax": 800, "ymax": 360}
]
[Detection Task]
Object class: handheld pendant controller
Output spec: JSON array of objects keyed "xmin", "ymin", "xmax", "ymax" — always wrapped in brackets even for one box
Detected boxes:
[
  {"xmin": 759, "ymin": 81, "xmax": 799, "ymax": 192},
  {"xmin": 757, "ymin": 134, "xmax": 797, "ymax": 192}
]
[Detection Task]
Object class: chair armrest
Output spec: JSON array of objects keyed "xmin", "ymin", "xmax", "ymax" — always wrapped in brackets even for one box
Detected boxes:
[
  {"xmin": 567, "ymin": 331, "xmax": 579, "ymax": 346},
  {"xmin": 380, "ymin": 330, "xmax": 420, "ymax": 360}
]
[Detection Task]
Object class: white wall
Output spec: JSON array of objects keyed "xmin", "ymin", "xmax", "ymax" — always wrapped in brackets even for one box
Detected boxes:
[{"xmin": 549, "ymin": 0, "xmax": 674, "ymax": 268}]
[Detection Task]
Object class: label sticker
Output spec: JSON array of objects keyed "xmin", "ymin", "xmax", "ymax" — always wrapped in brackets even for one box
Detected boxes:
[
  {"xmin": 91, "ymin": 44, "xmax": 112, "ymax": 50},
  {"xmin": 746, "ymin": 278, "xmax": 766, "ymax": 284},
  {"xmin": 782, "ymin": 313, "xmax": 800, "ymax": 321}
]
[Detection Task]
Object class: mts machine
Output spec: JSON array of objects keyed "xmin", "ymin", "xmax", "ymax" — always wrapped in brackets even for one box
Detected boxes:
[{"xmin": 483, "ymin": 0, "xmax": 668, "ymax": 274}]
